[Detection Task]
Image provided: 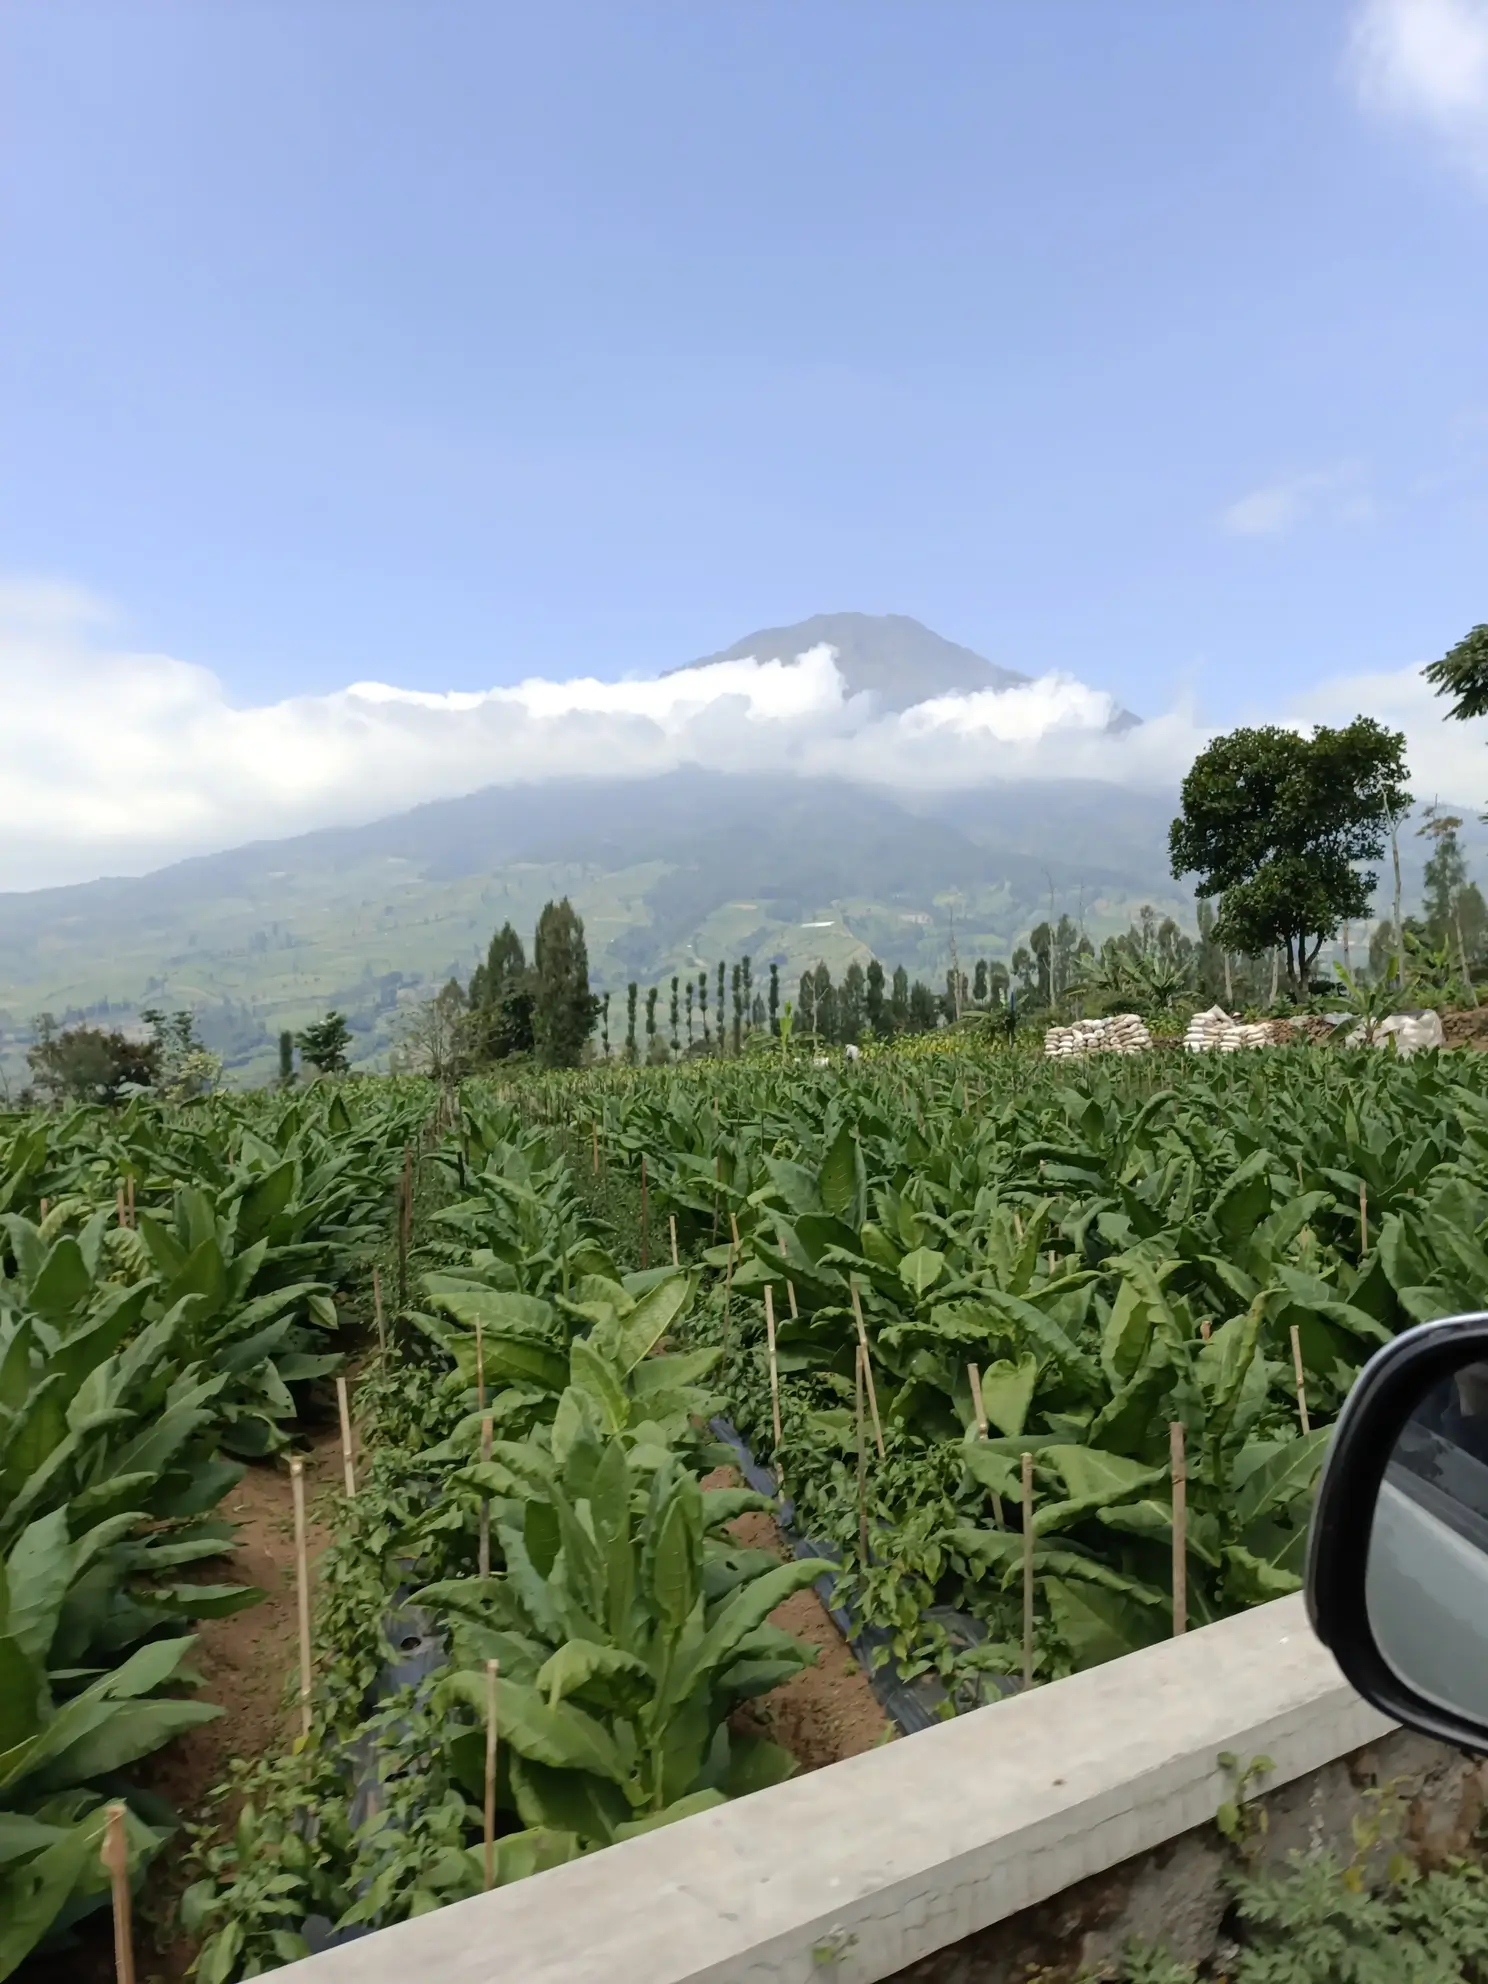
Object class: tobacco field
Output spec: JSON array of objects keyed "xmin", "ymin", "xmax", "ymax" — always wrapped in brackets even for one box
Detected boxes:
[{"xmin": 8, "ymin": 1037, "xmax": 1488, "ymax": 1976}]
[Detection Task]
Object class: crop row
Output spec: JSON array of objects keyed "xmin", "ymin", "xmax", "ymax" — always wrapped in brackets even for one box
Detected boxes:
[{"xmin": 0, "ymin": 1086, "xmax": 425, "ymax": 1978}]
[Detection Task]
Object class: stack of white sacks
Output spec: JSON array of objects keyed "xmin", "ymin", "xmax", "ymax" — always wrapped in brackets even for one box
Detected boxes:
[
  {"xmin": 1182, "ymin": 1005, "xmax": 1277, "ymax": 1053},
  {"xmin": 1044, "ymin": 1014, "xmax": 1152, "ymax": 1058}
]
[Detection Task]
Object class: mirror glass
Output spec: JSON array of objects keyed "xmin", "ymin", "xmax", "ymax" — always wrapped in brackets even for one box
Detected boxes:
[{"xmin": 1366, "ymin": 1356, "xmax": 1488, "ymax": 1722}]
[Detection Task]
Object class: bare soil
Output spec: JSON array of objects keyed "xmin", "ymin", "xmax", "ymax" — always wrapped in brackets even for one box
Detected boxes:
[{"xmin": 701, "ymin": 1466, "xmax": 891, "ymax": 1769}]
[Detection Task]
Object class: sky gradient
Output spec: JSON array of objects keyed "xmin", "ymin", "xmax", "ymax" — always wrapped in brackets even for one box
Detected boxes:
[{"xmin": 3, "ymin": 1, "xmax": 1488, "ymax": 883}]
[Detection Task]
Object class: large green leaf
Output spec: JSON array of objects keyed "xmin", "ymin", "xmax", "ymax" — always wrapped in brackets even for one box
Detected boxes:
[
  {"xmin": 0, "ymin": 1638, "xmax": 41, "ymax": 1754},
  {"xmin": 1233, "ymin": 1427, "xmax": 1333, "ymax": 1528},
  {"xmin": 1043, "ymin": 1576, "xmax": 1162, "ymax": 1669},
  {"xmin": 0, "ymin": 1808, "xmax": 109, "ymax": 1983},
  {"xmin": 978, "ymin": 1354, "xmax": 1040, "ymax": 1440}
]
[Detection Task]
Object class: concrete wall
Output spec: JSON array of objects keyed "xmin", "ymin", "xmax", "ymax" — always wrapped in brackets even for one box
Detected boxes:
[{"xmin": 277, "ymin": 1595, "xmax": 1474, "ymax": 1984}]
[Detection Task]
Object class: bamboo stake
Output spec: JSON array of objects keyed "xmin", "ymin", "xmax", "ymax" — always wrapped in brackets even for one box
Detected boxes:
[
  {"xmin": 1170, "ymin": 1421, "xmax": 1187, "ymax": 1637},
  {"xmin": 730, "ymin": 1210, "xmax": 740, "ymax": 1253},
  {"xmin": 777, "ymin": 1233, "xmax": 797, "ymax": 1317},
  {"xmin": 848, "ymin": 1279, "xmax": 886, "ymax": 1459},
  {"xmin": 855, "ymin": 1342, "xmax": 870, "ymax": 1565},
  {"xmin": 640, "ymin": 1154, "xmax": 649, "ymax": 1268},
  {"xmin": 483, "ymin": 1659, "xmax": 500, "ymax": 1891},
  {"xmin": 1290, "ymin": 1325, "xmax": 1311, "ymax": 1435},
  {"xmin": 479, "ymin": 1414, "xmax": 493, "ymax": 1579},
  {"xmin": 290, "ymin": 1458, "xmax": 313, "ymax": 1740},
  {"xmin": 764, "ymin": 1283, "xmax": 783, "ymax": 1454},
  {"xmin": 1200, "ymin": 1319, "xmax": 1212, "ymax": 1343},
  {"xmin": 1021, "ymin": 1451, "xmax": 1035, "ymax": 1690},
  {"xmin": 102, "ymin": 1803, "xmax": 135, "ymax": 1984},
  {"xmin": 335, "ymin": 1376, "xmax": 356, "ymax": 1497},
  {"xmin": 969, "ymin": 1361, "xmax": 1005, "ymax": 1526},
  {"xmin": 476, "ymin": 1319, "xmax": 486, "ymax": 1413},
  {"xmin": 1359, "ymin": 1182, "xmax": 1369, "ymax": 1257},
  {"xmin": 721, "ymin": 1240, "xmax": 736, "ymax": 1357},
  {"xmin": 669, "ymin": 1213, "xmax": 679, "ymax": 1268},
  {"xmin": 39, "ymin": 1197, "xmax": 48, "ymax": 1220},
  {"xmin": 967, "ymin": 1361, "xmax": 988, "ymax": 1440},
  {"xmin": 372, "ymin": 1265, "xmax": 386, "ymax": 1360}
]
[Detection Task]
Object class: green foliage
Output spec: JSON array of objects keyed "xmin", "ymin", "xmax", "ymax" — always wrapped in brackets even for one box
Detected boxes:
[
  {"xmin": 296, "ymin": 1011, "xmax": 353, "ymax": 1076},
  {"xmin": 26, "ymin": 1014, "xmax": 159, "ymax": 1106},
  {"xmin": 1170, "ymin": 719, "xmax": 1412, "ymax": 994},
  {"xmin": 1424, "ymin": 622, "xmax": 1488, "ymax": 725}
]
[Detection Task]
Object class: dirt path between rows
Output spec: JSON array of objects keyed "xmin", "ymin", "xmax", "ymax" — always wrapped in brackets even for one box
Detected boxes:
[{"xmin": 702, "ymin": 1466, "xmax": 891, "ymax": 1769}]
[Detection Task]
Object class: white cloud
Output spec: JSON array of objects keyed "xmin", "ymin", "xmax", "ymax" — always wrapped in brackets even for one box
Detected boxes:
[
  {"xmin": 1350, "ymin": 0, "xmax": 1488, "ymax": 187},
  {"xmin": 1221, "ymin": 462, "xmax": 1373, "ymax": 537},
  {"xmin": 3, "ymin": 576, "xmax": 1483, "ymax": 893}
]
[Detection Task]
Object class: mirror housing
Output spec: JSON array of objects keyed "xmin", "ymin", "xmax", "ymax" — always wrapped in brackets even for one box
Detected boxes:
[{"xmin": 1307, "ymin": 1312, "xmax": 1488, "ymax": 1755}]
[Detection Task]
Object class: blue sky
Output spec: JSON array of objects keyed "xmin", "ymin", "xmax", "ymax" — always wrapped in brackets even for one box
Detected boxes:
[{"xmin": 3, "ymin": 1, "xmax": 1488, "ymax": 885}]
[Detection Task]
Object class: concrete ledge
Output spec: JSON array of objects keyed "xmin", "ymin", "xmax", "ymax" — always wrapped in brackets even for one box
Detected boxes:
[{"xmin": 281, "ymin": 1595, "xmax": 1396, "ymax": 1984}]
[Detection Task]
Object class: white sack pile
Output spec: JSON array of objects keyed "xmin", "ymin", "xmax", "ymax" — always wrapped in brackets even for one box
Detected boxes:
[
  {"xmin": 1044, "ymin": 1014, "xmax": 1152, "ymax": 1058},
  {"xmin": 1182, "ymin": 1005, "xmax": 1278, "ymax": 1053},
  {"xmin": 1345, "ymin": 1010, "xmax": 1446, "ymax": 1057}
]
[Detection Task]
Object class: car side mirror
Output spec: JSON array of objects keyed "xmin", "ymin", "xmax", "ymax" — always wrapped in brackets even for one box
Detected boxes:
[{"xmin": 1307, "ymin": 1312, "xmax": 1488, "ymax": 1753}]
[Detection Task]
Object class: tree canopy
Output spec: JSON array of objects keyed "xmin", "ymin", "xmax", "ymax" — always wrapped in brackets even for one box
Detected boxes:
[
  {"xmin": 532, "ymin": 898, "xmax": 599, "ymax": 1068},
  {"xmin": 1168, "ymin": 718, "xmax": 1410, "ymax": 995},
  {"xmin": 1423, "ymin": 624, "xmax": 1488, "ymax": 724}
]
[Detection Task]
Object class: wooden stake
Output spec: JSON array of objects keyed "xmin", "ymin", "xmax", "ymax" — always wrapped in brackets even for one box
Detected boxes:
[
  {"xmin": 848, "ymin": 1279, "xmax": 886, "ymax": 1459},
  {"xmin": 1021, "ymin": 1451, "xmax": 1035, "ymax": 1691},
  {"xmin": 640, "ymin": 1154, "xmax": 649, "ymax": 1268},
  {"xmin": 669, "ymin": 1213, "xmax": 679, "ymax": 1268},
  {"xmin": 729, "ymin": 1210, "xmax": 740, "ymax": 1253},
  {"xmin": 1013, "ymin": 1211, "xmax": 1024, "ymax": 1241},
  {"xmin": 102, "ymin": 1803, "xmax": 135, "ymax": 1984},
  {"xmin": 479, "ymin": 1414, "xmax": 493, "ymax": 1579},
  {"xmin": 1200, "ymin": 1319, "xmax": 1212, "ymax": 1342},
  {"xmin": 1170, "ymin": 1421, "xmax": 1187, "ymax": 1637},
  {"xmin": 721, "ymin": 1241, "xmax": 736, "ymax": 1356},
  {"xmin": 855, "ymin": 1342, "xmax": 870, "ymax": 1565},
  {"xmin": 290, "ymin": 1458, "xmax": 313, "ymax": 1740},
  {"xmin": 39, "ymin": 1197, "xmax": 48, "ymax": 1220},
  {"xmin": 476, "ymin": 1319, "xmax": 486, "ymax": 1412},
  {"xmin": 335, "ymin": 1377, "xmax": 356, "ymax": 1497},
  {"xmin": 1290, "ymin": 1324, "xmax": 1311, "ymax": 1435},
  {"xmin": 969, "ymin": 1361, "xmax": 1005, "ymax": 1525},
  {"xmin": 764, "ymin": 1283, "xmax": 783, "ymax": 1454},
  {"xmin": 483, "ymin": 1658, "xmax": 500, "ymax": 1892},
  {"xmin": 1359, "ymin": 1182, "xmax": 1369, "ymax": 1257},
  {"xmin": 372, "ymin": 1265, "xmax": 386, "ymax": 1360},
  {"xmin": 967, "ymin": 1361, "xmax": 988, "ymax": 1440}
]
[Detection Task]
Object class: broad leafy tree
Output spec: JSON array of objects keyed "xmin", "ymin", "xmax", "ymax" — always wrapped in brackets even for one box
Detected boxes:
[
  {"xmin": 297, "ymin": 1010, "xmax": 353, "ymax": 1076},
  {"xmin": 1169, "ymin": 719, "xmax": 1411, "ymax": 996}
]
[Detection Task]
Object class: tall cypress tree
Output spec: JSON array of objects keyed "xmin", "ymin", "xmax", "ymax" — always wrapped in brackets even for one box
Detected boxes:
[
  {"xmin": 890, "ymin": 965, "xmax": 910, "ymax": 1032},
  {"xmin": 716, "ymin": 961, "xmax": 726, "ymax": 1045},
  {"xmin": 865, "ymin": 959, "xmax": 886, "ymax": 1037},
  {"xmin": 645, "ymin": 986, "xmax": 659, "ymax": 1061},
  {"xmin": 685, "ymin": 979, "xmax": 695, "ymax": 1049},
  {"xmin": 768, "ymin": 962, "xmax": 780, "ymax": 1036},
  {"xmin": 669, "ymin": 976, "xmax": 680, "ymax": 1054},
  {"xmin": 698, "ymin": 970, "xmax": 709, "ymax": 1045},
  {"xmin": 626, "ymin": 982, "xmax": 639, "ymax": 1063},
  {"xmin": 741, "ymin": 956, "xmax": 753, "ymax": 1040},
  {"xmin": 531, "ymin": 898, "xmax": 599, "ymax": 1068},
  {"xmin": 601, "ymin": 990, "xmax": 611, "ymax": 1058},
  {"xmin": 277, "ymin": 1029, "xmax": 296, "ymax": 1087}
]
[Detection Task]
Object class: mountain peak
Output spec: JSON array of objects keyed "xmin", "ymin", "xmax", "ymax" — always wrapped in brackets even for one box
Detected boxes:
[{"xmin": 675, "ymin": 611, "xmax": 1028, "ymax": 713}]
